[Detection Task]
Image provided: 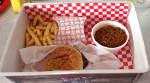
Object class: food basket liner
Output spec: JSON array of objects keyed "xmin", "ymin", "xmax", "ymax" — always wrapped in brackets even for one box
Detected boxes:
[{"xmin": 24, "ymin": 2, "xmax": 133, "ymax": 69}]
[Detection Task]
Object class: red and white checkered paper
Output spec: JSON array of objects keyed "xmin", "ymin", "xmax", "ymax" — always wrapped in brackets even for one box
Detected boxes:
[
  {"xmin": 24, "ymin": 2, "xmax": 133, "ymax": 69},
  {"xmin": 53, "ymin": 16, "xmax": 87, "ymax": 45}
]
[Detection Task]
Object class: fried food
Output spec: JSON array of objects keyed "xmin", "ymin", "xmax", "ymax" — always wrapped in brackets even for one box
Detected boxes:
[
  {"xmin": 25, "ymin": 32, "xmax": 31, "ymax": 47},
  {"xmin": 25, "ymin": 15, "xmax": 59, "ymax": 47},
  {"xmin": 27, "ymin": 39, "xmax": 34, "ymax": 47},
  {"xmin": 27, "ymin": 27, "xmax": 42, "ymax": 46},
  {"xmin": 33, "ymin": 16, "xmax": 38, "ymax": 26},
  {"xmin": 37, "ymin": 15, "xmax": 44, "ymax": 25}
]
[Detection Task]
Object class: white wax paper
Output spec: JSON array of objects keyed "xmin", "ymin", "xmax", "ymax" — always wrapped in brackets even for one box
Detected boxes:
[{"xmin": 19, "ymin": 41, "xmax": 122, "ymax": 72}]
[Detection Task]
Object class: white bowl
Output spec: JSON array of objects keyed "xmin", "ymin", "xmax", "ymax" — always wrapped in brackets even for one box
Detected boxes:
[{"xmin": 91, "ymin": 21, "xmax": 129, "ymax": 53}]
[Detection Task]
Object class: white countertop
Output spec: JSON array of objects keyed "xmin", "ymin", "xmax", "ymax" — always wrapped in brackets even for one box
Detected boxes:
[{"xmin": 0, "ymin": 3, "xmax": 150, "ymax": 83}]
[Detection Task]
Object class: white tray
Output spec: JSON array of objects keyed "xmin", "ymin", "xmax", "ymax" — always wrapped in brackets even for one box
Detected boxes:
[{"xmin": 0, "ymin": 2, "xmax": 148, "ymax": 78}]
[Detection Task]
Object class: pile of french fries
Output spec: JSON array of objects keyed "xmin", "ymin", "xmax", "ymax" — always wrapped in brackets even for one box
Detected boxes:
[{"xmin": 25, "ymin": 15, "xmax": 59, "ymax": 47}]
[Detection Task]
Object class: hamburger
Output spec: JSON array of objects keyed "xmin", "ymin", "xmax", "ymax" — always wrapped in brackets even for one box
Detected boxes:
[{"xmin": 45, "ymin": 46, "xmax": 86, "ymax": 71}]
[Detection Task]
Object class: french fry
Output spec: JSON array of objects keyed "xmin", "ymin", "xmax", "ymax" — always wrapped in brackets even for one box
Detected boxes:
[
  {"xmin": 37, "ymin": 29, "xmax": 42, "ymax": 36},
  {"xmin": 40, "ymin": 30, "xmax": 44, "ymax": 37},
  {"xmin": 47, "ymin": 36, "xmax": 53, "ymax": 45},
  {"xmin": 54, "ymin": 28, "xmax": 59, "ymax": 36},
  {"xmin": 50, "ymin": 34, "xmax": 56, "ymax": 40},
  {"xmin": 43, "ymin": 42, "xmax": 48, "ymax": 46},
  {"xmin": 26, "ymin": 42, "xmax": 35, "ymax": 47},
  {"xmin": 27, "ymin": 39, "xmax": 34, "ymax": 46},
  {"xmin": 25, "ymin": 32, "xmax": 30, "ymax": 41},
  {"xmin": 49, "ymin": 21, "xmax": 59, "ymax": 40},
  {"xmin": 51, "ymin": 21, "xmax": 58, "ymax": 34},
  {"xmin": 37, "ymin": 30, "xmax": 43, "ymax": 42},
  {"xmin": 37, "ymin": 15, "xmax": 44, "ymax": 25},
  {"xmin": 36, "ymin": 25, "xmax": 41, "ymax": 29},
  {"xmin": 39, "ymin": 23, "xmax": 43, "ymax": 27},
  {"xmin": 33, "ymin": 16, "xmax": 38, "ymax": 26},
  {"xmin": 36, "ymin": 25, "xmax": 45, "ymax": 30},
  {"xmin": 50, "ymin": 25, "xmax": 55, "ymax": 34},
  {"xmin": 40, "ymin": 36, "xmax": 43, "ymax": 42},
  {"xmin": 43, "ymin": 23, "xmax": 53, "ymax": 45},
  {"xmin": 30, "ymin": 26, "xmax": 35, "ymax": 31},
  {"xmin": 43, "ymin": 22, "xmax": 49, "ymax": 26},
  {"xmin": 45, "ymin": 23, "xmax": 53, "ymax": 36},
  {"xmin": 53, "ymin": 21, "xmax": 59, "ymax": 28},
  {"xmin": 43, "ymin": 28, "xmax": 47, "ymax": 46},
  {"xmin": 25, "ymin": 32, "xmax": 31, "ymax": 47},
  {"xmin": 43, "ymin": 37, "xmax": 47, "ymax": 45},
  {"xmin": 43, "ymin": 34, "xmax": 47, "ymax": 46},
  {"xmin": 27, "ymin": 27, "xmax": 42, "ymax": 46},
  {"xmin": 33, "ymin": 29, "xmax": 37, "ymax": 34},
  {"xmin": 42, "ymin": 30, "xmax": 48, "ymax": 46}
]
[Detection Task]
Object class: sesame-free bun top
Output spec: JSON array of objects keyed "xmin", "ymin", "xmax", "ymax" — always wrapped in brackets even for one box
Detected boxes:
[{"xmin": 45, "ymin": 46, "xmax": 83, "ymax": 71}]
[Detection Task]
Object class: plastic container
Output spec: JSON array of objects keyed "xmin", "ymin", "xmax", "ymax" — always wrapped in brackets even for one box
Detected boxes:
[{"xmin": 0, "ymin": 2, "xmax": 148, "ymax": 83}]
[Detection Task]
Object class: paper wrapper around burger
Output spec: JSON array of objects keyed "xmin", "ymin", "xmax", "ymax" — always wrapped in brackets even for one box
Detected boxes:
[
  {"xmin": 69, "ymin": 42, "xmax": 122, "ymax": 69},
  {"xmin": 20, "ymin": 41, "xmax": 122, "ymax": 72}
]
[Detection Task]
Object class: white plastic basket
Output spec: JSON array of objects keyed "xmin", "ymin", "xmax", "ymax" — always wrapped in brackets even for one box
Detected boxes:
[{"xmin": 0, "ymin": 1, "xmax": 148, "ymax": 83}]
